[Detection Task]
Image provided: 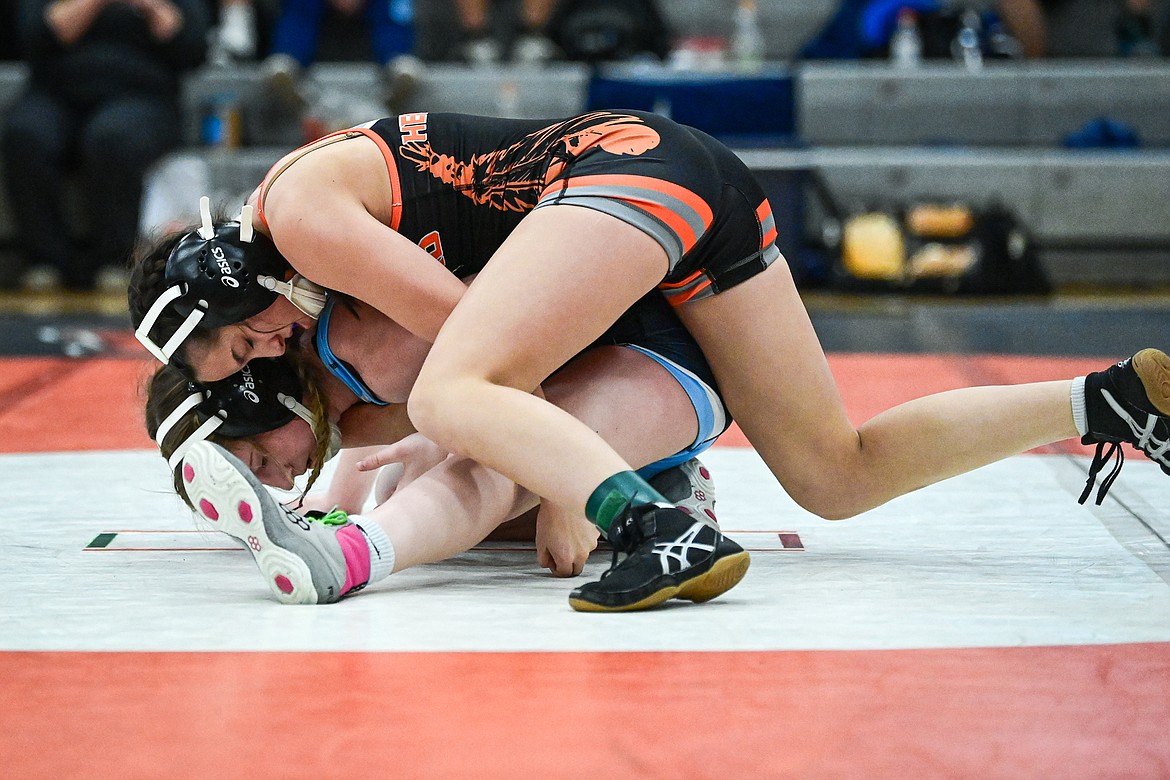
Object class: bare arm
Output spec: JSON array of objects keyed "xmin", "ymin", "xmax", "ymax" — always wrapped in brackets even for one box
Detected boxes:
[{"xmin": 262, "ymin": 142, "xmax": 468, "ymax": 344}]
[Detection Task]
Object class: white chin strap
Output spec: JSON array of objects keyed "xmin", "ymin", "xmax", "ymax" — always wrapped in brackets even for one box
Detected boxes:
[
  {"xmin": 278, "ymin": 392, "xmax": 341, "ymax": 462},
  {"xmin": 135, "ymin": 284, "xmax": 207, "ymax": 365},
  {"xmin": 157, "ymin": 391, "xmax": 225, "ymax": 471},
  {"xmin": 158, "ymin": 387, "xmax": 337, "ymax": 479},
  {"xmin": 258, "ymin": 274, "xmax": 327, "ymax": 319}
]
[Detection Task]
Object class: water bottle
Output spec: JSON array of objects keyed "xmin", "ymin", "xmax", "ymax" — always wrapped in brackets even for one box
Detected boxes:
[
  {"xmin": 889, "ymin": 7, "xmax": 923, "ymax": 69},
  {"xmin": 731, "ymin": 0, "xmax": 765, "ymax": 71},
  {"xmin": 954, "ymin": 10, "xmax": 984, "ymax": 71}
]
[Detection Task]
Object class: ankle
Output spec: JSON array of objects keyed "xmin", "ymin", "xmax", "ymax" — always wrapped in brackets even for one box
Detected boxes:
[
  {"xmin": 336, "ymin": 516, "xmax": 395, "ymax": 595},
  {"xmin": 586, "ymin": 471, "xmax": 667, "ymax": 531},
  {"xmin": 1070, "ymin": 375, "xmax": 1088, "ymax": 437}
]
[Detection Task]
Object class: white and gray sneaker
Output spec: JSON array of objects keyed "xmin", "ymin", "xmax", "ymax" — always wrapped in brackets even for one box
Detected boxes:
[
  {"xmin": 181, "ymin": 441, "xmax": 391, "ymax": 604},
  {"xmin": 648, "ymin": 457, "xmax": 718, "ymax": 528}
]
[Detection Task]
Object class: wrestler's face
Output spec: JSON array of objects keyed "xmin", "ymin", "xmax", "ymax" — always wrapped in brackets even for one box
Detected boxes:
[
  {"xmin": 188, "ymin": 298, "xmax": 313, "ymax": 382},
  {"xmin": 224, "ymin": 418, "xmax": 317, "ymax": 490}
]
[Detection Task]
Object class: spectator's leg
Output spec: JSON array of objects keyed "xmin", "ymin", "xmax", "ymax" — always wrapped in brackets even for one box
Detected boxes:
[
  {"xmin": 269, "ymin": 0, "xmax": 329, "ymax": 67},
  {"xmin": 520, "ymin": 0, "xmax": 556, "ymax": 31},
  {"xmin": 0, "ymin": 90, "xmax": 79, "ymax": 288},
  {"xmin": 368, "ymin": 0, "xmax": 415, "ymax": 63},
  {"xmin": 514, "ymin": 0, "xmax": 558, "ymax": 63},
  {"xmin": 77, "ymin": 97, "xmax": 181, "ymax": 290},
  {"xmin": 370, "ymin": 0, "xmax": 423, "ymax": 111},
  {"xmin": 454, "ymin": 0, "xmax": 501, "ymax": 64},
  {"xmin": 997, "ymin": 0, "xmax": 1048, "ymax": 57}
]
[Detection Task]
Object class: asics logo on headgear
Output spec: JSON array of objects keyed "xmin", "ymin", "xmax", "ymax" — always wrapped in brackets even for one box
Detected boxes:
[
  {"xmin": 239, "ymin": 364, "xmax": 260, "ymax": 404},
  {"xmin": 211, "ymin": 246, "xmax": 240, "ymax": 288}
]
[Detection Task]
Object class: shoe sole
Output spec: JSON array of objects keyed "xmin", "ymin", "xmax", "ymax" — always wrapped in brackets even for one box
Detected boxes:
[
  {"xmin": 1134, "ymin": 348, "xmax": 1170, "ymax": 417},
  {"xmin": 568, "ymin": 550, "xmax": 751, "ymax": 613},
  {"xmin": 182, "ymin": 442, "xmax": 320, "ymax": 605}
]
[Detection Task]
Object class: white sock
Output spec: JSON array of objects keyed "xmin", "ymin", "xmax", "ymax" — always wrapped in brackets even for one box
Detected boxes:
[
  {"xmin": 1070, "ymin": 376, "xmax": 1088, "ymax": 437},
  {"xmin": 351, "ymin": 515, "xmax": 396, "ymax": 583}
]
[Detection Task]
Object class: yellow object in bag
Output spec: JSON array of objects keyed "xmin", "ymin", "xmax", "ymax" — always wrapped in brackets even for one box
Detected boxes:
[{"xmin": 841, "ymin": 213, "xmax": 905, "ymax": 281}]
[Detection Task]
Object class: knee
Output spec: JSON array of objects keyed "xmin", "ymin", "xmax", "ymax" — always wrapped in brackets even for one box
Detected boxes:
[
  {"xmin": 780, "ymin": 474, "xmax": 871, "ymax": 522},
  {"xmin": 406, "ymin": 374, "xmax": 472, "ymax": 454}
]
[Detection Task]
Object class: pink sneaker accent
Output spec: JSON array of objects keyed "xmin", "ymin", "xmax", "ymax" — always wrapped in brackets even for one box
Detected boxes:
[
  {"xmin": 238, "ymin": 501, "xmax": 253, "ymax": 523},
  {"xmin": 199, "ymin": 499, "xmax": 218, "ymax": 521},
  {"xmin": 274, "ymin": 575, "xmax": 294, "ymax": 594},
  {"xmin": 183, "ymin": 463, "xmax": 195, "ymax": 483},
  {"xmin": 335, "ymin": 524, "xmax": 371, "ymax": 595}
]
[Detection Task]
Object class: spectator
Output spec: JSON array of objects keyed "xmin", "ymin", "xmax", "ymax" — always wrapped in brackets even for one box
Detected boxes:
[
  {"xmin": 990, "ymin": 0, "xmax": 1165, "ymax": 58},
  {"xmin": 260, "ymin": 0, "xmax": 422, "ymax": 115},
  {"xmin": 0, "ymin": 0, "xmax": 209, "ymax": 292},
  {"xmin": 454, "ymin": 0, "xmax": 559, "ymax": 65}
]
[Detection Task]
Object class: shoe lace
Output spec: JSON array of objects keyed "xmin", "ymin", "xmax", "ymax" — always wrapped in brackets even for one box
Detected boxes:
[
  {"xmin": 599, "ymin": 503, "xmax": 642, "ymax": 580},
  {"xmin": 1079, "ymin": 442, "xmax": 1125, "ymax": 505},
  {"xmin": 303, "ymin": 507, "xmax": 350, "ymax": 526}
]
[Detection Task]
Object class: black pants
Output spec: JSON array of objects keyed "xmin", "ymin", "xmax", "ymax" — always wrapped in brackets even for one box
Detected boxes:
[{"xmin": 0, "ymin": 88, "xmax": 181, "ymax": 288}]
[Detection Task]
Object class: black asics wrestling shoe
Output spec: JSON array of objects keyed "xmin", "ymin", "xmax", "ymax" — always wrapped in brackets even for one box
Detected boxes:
[
  {"xmin": 568, "ymin": 503, "xmax": 750, "ymax": 613},
  {"xmin": 1079, "ymin": 348, "xmax": 1170, "ymax": 505}
]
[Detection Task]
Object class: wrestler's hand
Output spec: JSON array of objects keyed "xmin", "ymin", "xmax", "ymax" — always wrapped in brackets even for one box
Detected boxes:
[
  {"xmin": 535, "ymin": 504, "xmax": 599, "ymax": 578},
  {"xmin": 355, "ymin": 432, "xmax": 449, "ymax": 500}
]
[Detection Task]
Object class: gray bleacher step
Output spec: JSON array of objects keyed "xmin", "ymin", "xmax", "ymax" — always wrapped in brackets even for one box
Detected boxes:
[
  {"xmin": 799, "ymin": 61, "xmax": 1170, "ymax": 147},
  {"xmin": 738, "ymin": 146, "xmax": 1170, "ymax": 286}
]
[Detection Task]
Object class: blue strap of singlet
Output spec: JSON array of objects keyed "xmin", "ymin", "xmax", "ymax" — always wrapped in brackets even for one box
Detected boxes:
[
  {"xmin": 622, "ymin": 344, "xmax": 725, "ymax": 480},
  {"xmin": 315, "ymin": 297, "xmax": 390, "ymax": 406}
]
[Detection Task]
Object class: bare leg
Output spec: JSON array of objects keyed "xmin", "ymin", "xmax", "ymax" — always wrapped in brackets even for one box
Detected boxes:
[
  {"xmin": 997, "ymin": 0, "xmax": 1048, "ymax": 57},
  {"xmin": 375, "ymin": 344, "xmax": 696, "ymax": 571},
  {"xmin": 520, "ymin": 0, "xmax": 556, "ymax": 29},
  {"xmin": 454, "ymin": 0, "xmax": 489, "ymax": 32},
  {"xmin": 408, "ymin": 206, "xmax": 670, "ymax": 513},
  {"xmin": 674, "ymin": 260, "xmax": 1078, "ymax": 520}
]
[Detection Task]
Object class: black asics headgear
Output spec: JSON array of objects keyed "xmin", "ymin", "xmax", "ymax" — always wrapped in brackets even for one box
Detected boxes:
[
  {"xmin": 135, "ymin": 197, "xmax": 287, "ymax": 365},
  {"xmin": 156, "ymin": 357, "xmax": 317, "ymax": 471}
]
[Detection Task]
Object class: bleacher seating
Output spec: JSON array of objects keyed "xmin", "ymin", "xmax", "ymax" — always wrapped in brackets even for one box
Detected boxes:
[{"xmin": 2, "ymin": 51, "xmax": 1170, "ymax": 287}]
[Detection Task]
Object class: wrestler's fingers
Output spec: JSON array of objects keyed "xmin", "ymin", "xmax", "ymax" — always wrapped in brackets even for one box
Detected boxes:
[{"xmin": 355, "ymin": 444, "xmax": 406, "ymax": 471}]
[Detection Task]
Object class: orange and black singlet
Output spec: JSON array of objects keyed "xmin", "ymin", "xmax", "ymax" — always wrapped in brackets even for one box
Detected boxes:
[{"xmin": 262, "ymin": 110, "xmax": 781, "ymax": 305}]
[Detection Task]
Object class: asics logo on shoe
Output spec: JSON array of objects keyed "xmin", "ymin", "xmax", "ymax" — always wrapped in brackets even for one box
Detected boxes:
[
  {"xmin": 1102, "ymin": 389, "xmax": 1170, "ymax": 465},
  {"xmin": 282, "ymin": 506, "xmax": 314, "ymax": 532},
  {"xmin": 653, "ymin": 523, "xmax": 716, "ymax": 574}
]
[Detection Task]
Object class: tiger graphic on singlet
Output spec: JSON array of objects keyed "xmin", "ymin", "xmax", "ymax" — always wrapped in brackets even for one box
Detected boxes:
[
  {"xmin": 355, "ymin": 110, "xmax": 780, "ymax": 302},
  {"xmin": 396, "ymin": 112, "xmax": 662, "ymax": 213}
]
